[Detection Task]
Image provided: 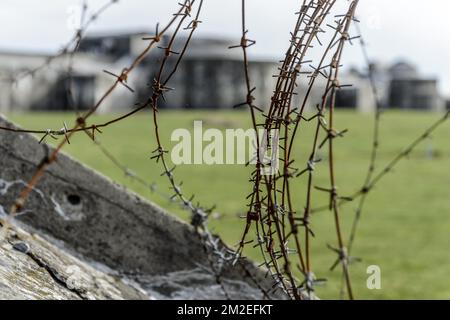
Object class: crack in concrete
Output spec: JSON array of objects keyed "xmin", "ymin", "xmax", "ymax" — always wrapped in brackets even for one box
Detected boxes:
[{"xmin": 24, "ymin": 249, "xmax": 87, "ymax": 300}]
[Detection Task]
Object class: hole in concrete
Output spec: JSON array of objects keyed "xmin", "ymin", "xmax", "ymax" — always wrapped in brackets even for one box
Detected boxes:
[{"xmin": 67, "ymin": 194, "xmax": 81, "ymax": 206}]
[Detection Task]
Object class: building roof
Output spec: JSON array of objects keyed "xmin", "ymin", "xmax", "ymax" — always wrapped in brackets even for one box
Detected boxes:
[
  {"xmin": 389, "ymin": 61, "xmax": 418, "ymax": 79},
  {"xmin": 82, "ymin": 30, "xmax": 277, "ymax": 63}
]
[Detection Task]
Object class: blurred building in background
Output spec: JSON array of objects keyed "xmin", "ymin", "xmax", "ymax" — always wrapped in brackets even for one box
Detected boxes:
[
  {"xmin": 0, "ymin": 31, "xmax": 446, "ymax": 113},
  {"xmin": 324, "ymin": 61, "xmax": 445, "ymax": 112},
  {"xmin": 387, "ymin": 62, "xmax": 443, "ymax": 111},
  {"xmin": 0, "ymin": 31, "xmax": 278, "ymax": 113}
]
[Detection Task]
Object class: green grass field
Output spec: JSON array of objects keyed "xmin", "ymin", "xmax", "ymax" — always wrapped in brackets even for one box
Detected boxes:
[{"xmin": 6, "ymin": 110, "xmax": 450, "ymax": 299}]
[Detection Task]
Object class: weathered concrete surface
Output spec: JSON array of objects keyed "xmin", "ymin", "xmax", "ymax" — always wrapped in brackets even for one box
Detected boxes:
[
  {"xmin": 0, "ymin": 226, "xmax": 149, "ymax": 299},
  {"xmin": 0, "ymin": 115, "xmax": 282, "ymax": 299},
  {"xmin": 136, "ymin": 268, "xmax": 267, "ymax": 300}
]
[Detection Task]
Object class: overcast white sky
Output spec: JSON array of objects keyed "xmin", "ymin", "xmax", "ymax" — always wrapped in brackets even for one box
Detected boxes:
[{"xmin": 2, "ymin": 0, "xmax": 450, "ymax": 95}]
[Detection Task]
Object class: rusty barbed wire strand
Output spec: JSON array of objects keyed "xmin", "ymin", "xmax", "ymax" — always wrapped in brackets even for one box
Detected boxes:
[
  {"xmin": 227, "ymin": 0, "xmax": 281, "ymax": 299},
  {"xmin": 345, "ymin": 20, "xmax": 383, "ymax": 256},
  {"xmin": 85, "ymin": 109, "xmax": 269, "ymax": 300},
  {"xmin": 322, "ymin": 0, "xmax": 359, "ymax": 300},
  {"xmin": 0, "ymin": 0, "xmax": 274, "ymax": 299},
  {"xmin": 0, "ymin": 1, "xmax": 370, "ymax": 298},
  {"xmin": 265, "ymin": 1, "xmax": 334, "ymax": 299},
  {"xmin": 65, "ymin": 0, "xmax": 89, "ymax": 115},
  {"xmin": 86, "ymin": 136, "xmax": 179, "ymax": 205}
]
